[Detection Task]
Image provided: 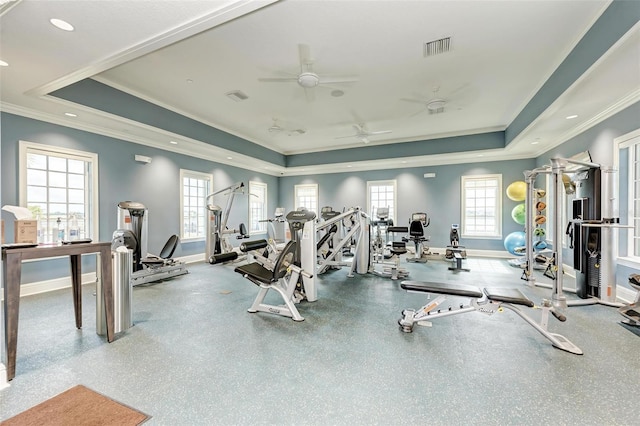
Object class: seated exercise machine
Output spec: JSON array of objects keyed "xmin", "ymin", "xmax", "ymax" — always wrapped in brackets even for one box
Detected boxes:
[
  {"xmin": 619, "ymin": 274, "xmax": 640, "ymax": 327},
  {"xmin": 113, "ymin": 201, "xmax": 188, "ymax": 286},
  {"xmin": 444, "ymin": 224, "xmax": 469, "ymax": 272},
  {"xmin": 398, "ymin": 281, "xmax": 582, "ymax": 354},
  {"xmin": 405, "ymin": 212, "xmax": 430, "ymax": 263},
  {"xmin": 234, "ymin": 209, "xmax": 316, "ymax": 321},
  {"xmin": 206, "ymin": 182, "xmax": 250, "ymax": 264}
]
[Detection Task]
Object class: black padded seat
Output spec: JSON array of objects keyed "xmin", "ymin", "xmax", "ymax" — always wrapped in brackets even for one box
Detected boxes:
[
  {"xmin": 235, "ymin": 240, "xmax": 297, "ymax": 286},
  {"xmin": 483, "ymin": 287, "xmax": 534, "ymax": 307},
  {"xmin": 409, "ymin": 221, "xmax": 424, "ymax": 237},
  {"xmin": 400, "ymin": 281, "xmax": 483, "ymax": 298},
  {"xmin": 234, "ymin": 262, "xmax": 274, "ymax": 286}
]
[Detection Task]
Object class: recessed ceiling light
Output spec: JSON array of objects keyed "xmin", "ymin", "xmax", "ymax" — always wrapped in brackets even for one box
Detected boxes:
[
  {"xmin": 401, "ymin": 160, "xmax": 407, "ymax": 164},
  {"xmin": 566, "ymin": 114, "xmax": 578, "ymax": 120},
  {"xmin": 50, "ymin": 18, "xmax": 74, "ymax": 31},
  {"xmin": 169, "ymin": 140, "xmax": 178, "ymax": 145},
  {"xmin": 64, "ymin": 112, "xmax": 77, "ymax": 117},
  {"xmin": 477, "ymin": 154, "xmax": 484, "ymax": 157},
  {"xmin": 225, "ymin": 90, "xmax": 248, "ymax": 102},
  {"xmin": 0, "ymin": 60, "xmax": 8, "ymax": 67},
  {"xmin": 531, "ymin": 141, "xmax": 539, "ymax": 145},
  {"xmin": 186, "ymin": 79, "xmax": 193, "ymax": 84},
  {"xmin": 227, "ymin": 156, "xmax": 233, "ymax": 160},
  {"xmin": 346, "ymin": 165, "xmax": 352, "ymax": 168}
]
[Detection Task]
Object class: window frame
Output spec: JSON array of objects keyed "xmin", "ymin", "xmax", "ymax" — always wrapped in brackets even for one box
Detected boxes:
[
  {"xmin": 294, "ymin": 183, "xmax": 318, "ymax": 215},
  {"xmin": 248, "ymin": 181, "xmax": 268, "ymax": 235},
  {"xmin": 366, "ymin": 179, "xmax": 397, "ymax": 224},
  {"xmin": 460, "ymin": 174, "xmax": 502, "ymax": 239},
  {"xmin": 616, "ymin": 129, "xmax": 640, "ymax": 262},
  {"xmin": 179, "ymin": 169, "xmax": 213, "ymax": 242},
  {"xmin": 19, "ymin": 140, "xmax": 99, "ymax": 242}
]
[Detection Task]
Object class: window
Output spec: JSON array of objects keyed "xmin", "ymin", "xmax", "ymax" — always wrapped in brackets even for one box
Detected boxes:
[
  {"xmin": 294, "ymin": 184, "xmax": 318, "ymax": 215},
  {"xmin": 367, "ymin": 180, "xmax": 397, "ymax": 223},
  {"xmin": 180, "ymin": 169, "xmax": 212, "ymax": 241},
  {"xmin": 461, "ymin": 174, "xmax": 502, "ymax": 238},
  {"xmin": 249, "ymin": 181, "xmax": 267, "ymax": 234},
  {"xmin": 19, "ymin": 141, "xmax": 99, "ymax": 243},
  {"xmin": 618, "ymin": 130, "xmax": 640, "ymax": 259}
]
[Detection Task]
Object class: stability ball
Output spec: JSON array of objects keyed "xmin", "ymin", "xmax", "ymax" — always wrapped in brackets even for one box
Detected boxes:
[
  {"xmin": 504, "ymin": 231, "xmax": 526, "ymax": 256},
  {"xmin": 506, "ymin": 181, "xmax": 526, "ymax": 201},
  {"xmin": 511, "ymin": 203, "xmax": 526, "ymax": 225}
]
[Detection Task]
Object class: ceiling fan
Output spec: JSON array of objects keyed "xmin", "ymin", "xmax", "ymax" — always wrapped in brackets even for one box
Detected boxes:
[
  {"xmin": 259, "ymin": 44, "xmax": 358, "ymax": 101},
  {"xmin": 335, "ymin": 123, "xmax": 392, "ymax": 144},
  {"xmin": 401, "ymin": 84, "xmax": 472, "ymax": 116},
  {"xmin": 268, "ymin": 118, "xmax": 306, "ymax": 136}
]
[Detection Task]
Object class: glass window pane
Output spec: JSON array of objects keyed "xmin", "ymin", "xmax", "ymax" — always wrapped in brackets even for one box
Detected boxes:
[
  {"xmin": 49, "ymin": 156, "xmax": 66, "ymax": 172},
  {"xmin": 49, "ymin": 171, "xmax": 67, "ymax": 187},
  {"xmin": 27, "ymin": 153, "xmax": 47, "ymax": 169},
  {"xmin": 68, "ymin": 174, "xmax": 84, "ymax": 189}
]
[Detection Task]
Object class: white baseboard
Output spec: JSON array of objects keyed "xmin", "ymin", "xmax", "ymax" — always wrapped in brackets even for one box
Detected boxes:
[
  {"xmin": 13, "ymin": 253, "xmax": 204, "ymax": 298},
  {"xmin": 0, "ymin": 363, "xmax": 9, "ymax": 390}
]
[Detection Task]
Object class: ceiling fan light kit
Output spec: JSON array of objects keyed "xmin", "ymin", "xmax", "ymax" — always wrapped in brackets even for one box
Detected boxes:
[{"xmin": 297, "ymin": 72, "xmax": 320, "ymax": 88}]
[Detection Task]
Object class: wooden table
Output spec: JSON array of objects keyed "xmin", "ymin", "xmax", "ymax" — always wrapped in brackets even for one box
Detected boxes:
[{"xmin": 2, "ymin": 242, "xmax": 114, "ymax": 381}]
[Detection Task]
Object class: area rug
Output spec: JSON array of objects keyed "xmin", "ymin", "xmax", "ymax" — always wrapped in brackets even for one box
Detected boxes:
[{"xmin": 1, "ymin": 385, "xmax": 150, "ymax": 425}]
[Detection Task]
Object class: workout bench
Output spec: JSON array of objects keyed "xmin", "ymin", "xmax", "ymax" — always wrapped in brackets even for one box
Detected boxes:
[{"xmin": 398, "ymin": 281, "xmax": 582, "ymax": 355}]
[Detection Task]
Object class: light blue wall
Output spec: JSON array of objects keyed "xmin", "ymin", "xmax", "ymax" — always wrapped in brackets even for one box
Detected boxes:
[
  {"xmin": 1, "ymin": 112, "xmax": 277, "ymax": 283},
  {"xmin": 279, "ymin": 158, "xmax": 536, "ymax": 251}
]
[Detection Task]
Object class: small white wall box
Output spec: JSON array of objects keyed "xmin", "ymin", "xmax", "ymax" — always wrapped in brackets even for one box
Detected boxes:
[
  {"xmin": 135, "ymin": 155, "xmax": 152, "ymax": 164},
  {"xmin": 423, "ymin": 172, "xmax": 436, "ymax": 178}
]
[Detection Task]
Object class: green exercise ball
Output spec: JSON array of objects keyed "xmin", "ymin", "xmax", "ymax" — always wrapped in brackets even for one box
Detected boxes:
[
  {"xmin": 511, "ymin": 203, "xmax": 526, "ymax": 225},
  {"xmin": 506, "ymin": 181, "xmax": 526, "ymax": 201}
]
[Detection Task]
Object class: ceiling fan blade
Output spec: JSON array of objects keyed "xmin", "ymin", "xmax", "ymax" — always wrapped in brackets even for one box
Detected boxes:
[
  {"xmin": 298, "ymin": 44, "xmax": 313, "ymax": 72},
  {"xmin": 258, "ymin": 77, "xmax": 299, "ymax": 83},
  {"xmin": 361, "ymin": 136, "xmax": 370, "ymax": 144},
  {"xmin": 319, "ymin": 76, "xmax": 359, "ymax": 85},
  {"xmin": 367, "ymin": 130, "xmax": 392, "ymax": 136}
]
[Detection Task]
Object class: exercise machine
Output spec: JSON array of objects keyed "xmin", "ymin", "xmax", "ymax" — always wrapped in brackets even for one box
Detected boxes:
[
  {"xmin": 370, "ymin": 207, "xmax": 408, "ymax": 280},
  {"xmin": 445, "ymin": 224, "xmax": 469, "ymax": 272},
  {"xmin": 234, "ymin": 239, "xmax": 313, "ymax": 321},
  {"xmin": 405, "ymin": 212, "xmax": 430, "ymax": 263},
  {"xmin": 522, "ymin": 157, "xmax": 629, "ymax": 310},
  {"xmin": 261, "ymin": 207, "xmax": 287, "ymax": 245},
  {"xmin": 206, "ymin": 182, "xmax": 250, "ymax": 264},
  {"xmin": 285, "ymin": 208, "xmax": 318, "ymax": 302},
  {"xmin": 113, "ymin": 201, "xmax": 188, "ymax": 286},
  {"xmin": 619, "ymin": 274, "xmax": 640, "ymax": 327},
  {"xmin": 313, "ymin": 207, "xmax": 370, "ymax": 278},
  {"xmin": 398, "ymin": 281, "xmax": 582, "ymax": 355}
]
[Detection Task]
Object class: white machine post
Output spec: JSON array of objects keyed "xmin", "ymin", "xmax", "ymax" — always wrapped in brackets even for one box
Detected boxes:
[
  {"xmin": 301, "ymin": 219, "xmax": 317, "ymax": 302},
  {"xmin": 550, "ymin": 158, "xmax": 567, "ymax": 310},
  {"xmin": 599, "ymin": 166, "xmax": 619, "ymax": 304}
]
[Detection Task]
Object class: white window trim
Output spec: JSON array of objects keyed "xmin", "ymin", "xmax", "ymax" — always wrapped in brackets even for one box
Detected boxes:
[
  {"xmin": 248, "ymin": 181, "xmax": 267, "ymax": 235},
  {"xmin": 294, "ymin": 183, "xmax": 319, "ymax": 216},
  {"xmin": 179, "ymin": 169, "xmax": 213, "ymax": 242},
  {"xmin": 615, "ymin": 128, "xmax": 640, "ymax": 265},
  {"xmin": 460, "ymin": 174, "xmax": 502, "ymax": 239},
  {"xmin": 19, "ymin": 140, "xmax": 99, "ymax": 240},
  {"xmin": 366, "ymin": 179, "xmax": 397, "ymax": 224}
]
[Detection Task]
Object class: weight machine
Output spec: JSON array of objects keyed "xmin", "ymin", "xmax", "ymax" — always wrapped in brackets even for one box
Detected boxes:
[
  {"xmin": 313, "ymin": 207, "xmax": 370, "ymax": 278},
  {"xmin": 206, "ymin": 182, "xmax": 249, "ymax": 264},
  {"xmin": 113, "ymin": 201, "xmax": 188, "ymax": 286},
  {"xmin": 445, "ymin": 224, "xmax": 469, "ymax": 272},
  {"xmin": 522, "ymin": 157, "xmax": 629, "ymax": 311},
  {"xmin": 405, "ymin": 212, "xmax": 430, "ymax": 263}
]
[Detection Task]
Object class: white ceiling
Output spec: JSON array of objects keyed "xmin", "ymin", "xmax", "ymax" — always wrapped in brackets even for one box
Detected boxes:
[{"xmin": 1, "ymin": 0, "xmax": 639, "ymax": 176}]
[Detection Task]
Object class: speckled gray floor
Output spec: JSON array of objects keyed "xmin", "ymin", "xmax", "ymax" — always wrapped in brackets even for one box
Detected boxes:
[{"xmin": 2, "ymin": 257, "xmax": 639, "ymax": 425}]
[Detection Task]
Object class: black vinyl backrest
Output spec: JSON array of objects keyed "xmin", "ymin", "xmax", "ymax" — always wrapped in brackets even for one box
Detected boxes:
[
  {"xmin": 159, "ymin": 234, "xmax": 179, "ymax": 259},
  {"xmin": 409, "ymin": 220, "xmax": 424, "ymax": 237}
]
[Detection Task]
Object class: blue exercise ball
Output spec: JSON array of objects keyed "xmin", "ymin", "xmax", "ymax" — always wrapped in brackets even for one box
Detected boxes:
[{"xmin": 504, "ymin": 231, "xmax": 526, "ymax": 256}]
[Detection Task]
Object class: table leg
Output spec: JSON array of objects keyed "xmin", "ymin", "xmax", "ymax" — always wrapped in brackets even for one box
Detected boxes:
[
  {"xmin": 3, "ymin": 252, "xmax": 23, "ymax": 381},
  {"xmin": 99, "ymin": 250, "xmax": 115, "ymax": 343},
  {"xmin": 70, "ymin": 254, "xmax": 82, "ymax": 329}
]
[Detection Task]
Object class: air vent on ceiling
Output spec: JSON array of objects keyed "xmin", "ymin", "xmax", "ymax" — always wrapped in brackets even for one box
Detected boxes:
[
  {"xmin": 225, "ymin": 90, "xmax": 248, "ymax": 102},
  {"xmin": 424, "ymin": 37, "xmax": 451, "ymax": 57}
]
